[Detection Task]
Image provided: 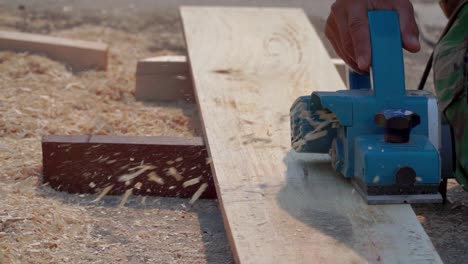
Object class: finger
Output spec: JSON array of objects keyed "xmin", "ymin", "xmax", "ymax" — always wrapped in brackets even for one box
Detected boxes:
[
  {"xmin": 331, "ymin": 3, "xmax": 356, "ymax": 61},
  {"xmin": 326, "ymin": 15, "xmax": 361, "ymax": 72},
  {"xmin": 347, "ymin": 4, "xmax": 371, "ymax": 71},
  {"xmin": 325, "ymin": 14, "xmax": 344, "ymax": 58},
  {"xmin": 395, "ymin": 1, "xmax": 420, "ymax": 52}
]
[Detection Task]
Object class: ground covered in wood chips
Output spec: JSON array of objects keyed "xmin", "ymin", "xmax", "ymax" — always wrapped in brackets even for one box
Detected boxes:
[{"xmin": 0, "ymin": 5, "xmax": 232, "ymax": 264}]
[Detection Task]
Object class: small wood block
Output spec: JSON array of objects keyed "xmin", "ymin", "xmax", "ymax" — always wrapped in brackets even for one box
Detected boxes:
[
  {"xmin": 331, "ymin": 58, "xmax": 346, "ymax": 83},
  {"xmin": 42, "ymin": 135, "xmax": 216, "ymax": 199},
  {"xmin": 0, "ymin": 30, "xmax": 108, "ymax": 71},
  {"xmin": 135, "ymin": 56, "xmax": 194, "ymax": 102}
]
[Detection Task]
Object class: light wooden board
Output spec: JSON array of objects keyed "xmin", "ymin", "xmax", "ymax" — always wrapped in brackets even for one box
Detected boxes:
[
  {"xmin": 135, "ymin": 56, "xmax": 194, "ymax": 102},
  {"xmin": 0, "ymin": 30, "xmax": 108, "ymax": 70},
  {"xmin": 181, "ymin": 7, "xmax": 442, "ymax": 264}
]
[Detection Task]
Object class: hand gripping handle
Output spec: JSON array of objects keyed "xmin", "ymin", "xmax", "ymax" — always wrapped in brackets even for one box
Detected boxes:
[{"xmin": 348, "ymin": 11, "xmax": 406, "ymax": 100}]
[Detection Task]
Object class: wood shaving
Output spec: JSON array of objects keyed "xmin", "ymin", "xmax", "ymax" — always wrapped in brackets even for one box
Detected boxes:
[
  {"xmin": 147, "ymin": 172, "xmax": 164, "ymax": 185},
  {"xmin": 166, "ymin": 167, "xmax": 183, "ymax": 181},
  {"xmin": 318, "ymin": 112, "xmax": 337, "ymax": 121},
  {"xmin": 292, "ymin": 139, "xmax": 306, "ymax": 150},
  {"xmin": 118, "ymin": 165, "xmax": 156, "ymax": 183},
  {"xmin": 119, "ymin": 188, "xmax": 133, "ymax": 208},
  {"xmin": 189, "ymin": 183, "xmax": 208, "ymax": 205},
  {"xmin": 304, "ymin": 130, "xmax": 328, "ymax": 141},
  {"xmin": 134, "ymin": 182, "xmax": 143, "ymax": 189},
  {"xmin": 93, "ymin": 185, "xmax": 114, "ymax": 202},
  {"xmin": 183, "ymin": 177, "xmax": 201, "ymax": 188},
  {"xmin": 310, "ymin": 120, "xmax": 332, "ymax": 134}
]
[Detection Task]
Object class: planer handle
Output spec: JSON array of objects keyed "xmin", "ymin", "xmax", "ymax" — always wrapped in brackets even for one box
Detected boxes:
[{"xmin": 348, "ymin": 11, "xmax": 406, "ymax": 101}]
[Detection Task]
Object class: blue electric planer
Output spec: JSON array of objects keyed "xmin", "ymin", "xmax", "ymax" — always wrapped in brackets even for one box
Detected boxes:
[{"xmin": 290, "ymin": 11, "xmax": 446, "ymax": 204}]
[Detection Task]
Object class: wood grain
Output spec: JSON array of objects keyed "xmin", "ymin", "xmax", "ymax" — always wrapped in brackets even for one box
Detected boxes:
[
  {"xmin": 0, "ymin": 30, "xmax": 108, "ymax": 71},
  {"xmin": 181, "ymin": 7, "xmax": 441, "ymax": 263}
]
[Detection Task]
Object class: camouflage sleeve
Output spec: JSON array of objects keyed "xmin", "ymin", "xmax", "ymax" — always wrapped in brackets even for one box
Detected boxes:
[{"xmin": 433, "ymin": 3, "xmax": 468, "ymax": 189}]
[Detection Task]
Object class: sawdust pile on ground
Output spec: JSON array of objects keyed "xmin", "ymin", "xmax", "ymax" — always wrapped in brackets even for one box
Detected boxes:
[
  {"xmin": 0, "ymin": 6, "xmax": 232, "ymax": 264},
  {"xmin": 0, "ymin": 177, "xmax": 96, "ymax": 262}
]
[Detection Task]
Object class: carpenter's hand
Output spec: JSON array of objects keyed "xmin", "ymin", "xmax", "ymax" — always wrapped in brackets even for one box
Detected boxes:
[{"xmin": 325, "ymin": 0, "xmax": 420, "ymax": 72}]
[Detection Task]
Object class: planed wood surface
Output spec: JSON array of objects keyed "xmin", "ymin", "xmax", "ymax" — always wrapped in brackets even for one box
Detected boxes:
[
  {"xmin": 181, "ymin": 7, "xmax": 442, "ymax": 264},
  {"xmin": 0, "ymin": 30, "xmax": 108, "ymax": 70},
  {"xmin": 42, "ymin": 135, "xmax": 216, "ymax": 198}
]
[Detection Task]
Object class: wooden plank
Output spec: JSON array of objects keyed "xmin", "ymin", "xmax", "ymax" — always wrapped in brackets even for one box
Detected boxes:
[
  {"xmin": 181, "ymin": 7, "xmax": 441, "ymax": 263},
  {"xmin": 0, "ymin": 31, "xmax": 108, "ymax": 71},
  {"xmin": 135, "ymin": 56, "xmax": 194, "ymax": 102},
  {"xmin": 42, "ymin": 135, "xmax": 216, "ymax": 199}
]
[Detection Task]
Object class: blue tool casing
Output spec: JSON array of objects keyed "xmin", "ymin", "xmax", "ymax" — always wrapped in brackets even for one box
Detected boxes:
[{"xmin": 291, "ymin": 11, "xmax": 442, "ymax": 203}]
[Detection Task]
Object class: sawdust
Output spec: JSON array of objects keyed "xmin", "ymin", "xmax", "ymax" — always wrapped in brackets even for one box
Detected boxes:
[{"xmin": 0, "ymin": 177, "xmax": 97, "ymax": 263}]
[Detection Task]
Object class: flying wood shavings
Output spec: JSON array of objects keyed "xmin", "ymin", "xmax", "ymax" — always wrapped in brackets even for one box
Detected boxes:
[
  {"xmin": 166, "ymin": 167, "xmax": 183, "ymax": 181},
  {"xmin": 119, "ymin": 188, "xmax": 133, "ymax": 208},
  {"xmin": 304, "ymin": 130, "xmax": 328, "ymax": 141},
  {"xmin": 118, "ymin": 165, "xmax": 156, "ymax": 183},
  {"xmin": 189, "ymin": 183, "xmax": 208, "ymax": 205},
  {"xmin": 373, "ymin": 176, "xmax": 380, "ymax": 183},
  {"xmin": 316, "ymin": 110, "xmax": 337, "ymax": 121},
  {"xmin": 183, "ymin": 177, "xmax": 201, "ymax": 188},
  {"xmin": 93, "ymin": 185, "xmax": 114, "ymax": 202},
  {"xmin": 292, "ymin": 139, "xmax": 306, "ymax": 151},
  {"xmin": 147, "ymin": 172, "xmax": 164, "ymax": 185},
  {"xmin": 134, "ymin": 182, "xmax": 143, "ymax": 190},
  {"xmin": 310, "ymin": 120, "xmax": 332, "ymax": 134},
  {"xmin": 305, "ymin": 117, "xmax": 322, "ymax": 128},
  {"xmin": 298, "ymin": 110, "xmax": 311, "ymax": 119}
]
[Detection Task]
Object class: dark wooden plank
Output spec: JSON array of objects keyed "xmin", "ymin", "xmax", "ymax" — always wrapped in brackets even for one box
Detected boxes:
[{"xmin": 42, "ymin": 135, "xmax": 216, "ymax": 199}]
